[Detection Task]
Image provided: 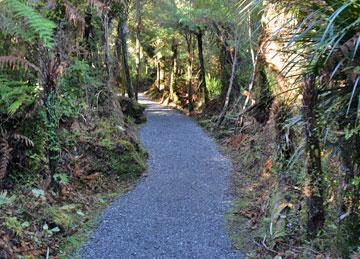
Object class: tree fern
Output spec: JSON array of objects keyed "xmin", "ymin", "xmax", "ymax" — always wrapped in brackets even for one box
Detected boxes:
[{"xmin": 0, "ymin": 0, "xmax": 56, "ymax": 48}]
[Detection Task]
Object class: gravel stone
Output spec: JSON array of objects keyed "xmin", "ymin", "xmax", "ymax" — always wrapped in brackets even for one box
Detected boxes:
[{"xmin": 79, "ymin": 94, "xmax": 242, "ymax": 258}]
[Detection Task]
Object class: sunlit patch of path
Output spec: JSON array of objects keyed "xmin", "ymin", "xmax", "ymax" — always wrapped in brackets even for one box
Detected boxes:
[{"xmin": 79, "ymin": 93, "xmax": 242, "ymax": 258}]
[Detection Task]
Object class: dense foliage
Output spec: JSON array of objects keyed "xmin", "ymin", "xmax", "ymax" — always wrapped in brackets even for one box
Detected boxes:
[{"xmin": 0, "ymin": 0, "xmax": 147, "ymax": 257}]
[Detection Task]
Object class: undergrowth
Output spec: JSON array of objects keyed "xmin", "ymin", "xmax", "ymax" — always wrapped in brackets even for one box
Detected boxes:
[{"xmin": 0, "ymin": 58, "xmax": 148, "ymax": 258}]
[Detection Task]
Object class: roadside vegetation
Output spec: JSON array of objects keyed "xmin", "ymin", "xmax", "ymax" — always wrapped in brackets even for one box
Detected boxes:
[{"xmin": 0, "ymin": 0, "xmax": 147, "ymax": 257}]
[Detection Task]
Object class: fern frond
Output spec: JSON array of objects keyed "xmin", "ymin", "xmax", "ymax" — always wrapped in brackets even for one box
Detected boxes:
[
  {"xmin": 0, "ymin": 74, "xmax": 38, "ymax": 115},
  {"xmin": 0, "ymin": 136, "xmax": 12, "ymax": 180},
  {"xmin": 12, "ymin": 133, "xmax": 34, "ymax": 147},
  {"xmin": 0, "ymin": 11, "xmax": 35, "ymax": 41},
  {"xmin": 2, "ymin": 0, "xmax": 56, "ymax": 48},
  {"xmin": 0, "ymin": 190, "xmax": 15, "ymax": 207},
  {"xmin": 0, "ymin": 56, "xmax": 39, "ymax": 71}
]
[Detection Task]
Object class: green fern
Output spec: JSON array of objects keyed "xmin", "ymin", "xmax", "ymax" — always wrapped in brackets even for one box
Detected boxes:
[
  {"xmin": 0, "ymin": 0, "xmax": 56, "ymax": 48},
  {"xmin": 0, "ymin": 75, "xmax": 38, "ymax": 115},
  {"xmin": 0, "ymin": 11, "xmax": 35, "ymax": 42},
  {"xmin": 0, "ymin": 190, "xmax": 15, "ymax": 208}
]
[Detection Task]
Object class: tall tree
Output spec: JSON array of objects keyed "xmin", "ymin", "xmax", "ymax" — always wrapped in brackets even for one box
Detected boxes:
[
  {"xmin": 196, "ymin": 30, "xmax": 209, "ymax": 106},
  {"xmin": 117, "ymin": 3, "xmax": 134, "ymax": 99},
  {"xmin": 184, "ymin": 30, "xmax": 194, "ymax": 112},
  {"xmin": 135, "ymin": 0, "xmax": 142, "ymax": 100}
]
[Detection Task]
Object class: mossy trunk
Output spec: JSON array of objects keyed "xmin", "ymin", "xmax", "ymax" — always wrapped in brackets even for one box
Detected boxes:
[
  {"xmin": 252, "ymin": 54, "xmax": 273, "ymax": 124},
  {"xmin": 39, "ymin": 49, "xmax": 60, "ymax": 187},
  {"xmin": 302, "ymin": 75, "xmax": 325, "ymax": 238},
  {"xmin": 100, "ymin": 14, "xmax": 124, "ymax": 125},
  {"xmin": 118, "ymin": 16, "xmax": 134, "ymax": 99}
]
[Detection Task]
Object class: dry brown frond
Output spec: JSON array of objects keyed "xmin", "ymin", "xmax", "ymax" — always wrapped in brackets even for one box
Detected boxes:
[{"xmin": 0, "ymin": 56, "xmax": 39, "ymax": 72}]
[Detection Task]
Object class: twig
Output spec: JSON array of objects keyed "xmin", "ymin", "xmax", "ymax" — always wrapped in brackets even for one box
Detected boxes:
[{"xmin": 253, "ymin": 235, "xmax": 278, "ymax": 255}]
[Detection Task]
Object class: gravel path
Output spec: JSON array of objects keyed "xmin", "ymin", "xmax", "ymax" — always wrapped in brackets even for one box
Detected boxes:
[{"xmin": 79, "ymin": 94, "xmax": 241, "ymax": 258}]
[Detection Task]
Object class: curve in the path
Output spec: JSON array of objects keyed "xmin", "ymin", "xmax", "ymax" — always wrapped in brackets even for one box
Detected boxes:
[{"xmin": 79, "ymin": 94, "xmax": 241, "ymax": 258}]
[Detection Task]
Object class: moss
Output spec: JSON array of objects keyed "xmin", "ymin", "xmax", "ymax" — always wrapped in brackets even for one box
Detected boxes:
[
  {"xmin": 4, "ymin": 216, "xmax": 24, "ymax": 237},
  {"xmin": 226, "ymin": 198, "xmax": 254, "ymax": 251},
  {"xmin": 84, "ymin": 135, "xmax": 147, "ymax": 178},
  {"xmin": 106, "ymin": 139, "xmax": 146, "ymax": 176},
  {"xmin": 119, "ymin": 96, "xmax": 146, "ymax": 124},
  {"xmin": 44, "ymin": 206, "xmax": 76, "ymax": 230},
  {"xmin": 57, "ymin": 190, "xmax": 132, "ymax": 258}
]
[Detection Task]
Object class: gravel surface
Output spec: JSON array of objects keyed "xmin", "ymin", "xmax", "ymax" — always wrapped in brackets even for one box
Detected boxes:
[{"xmin": 79, "ymin": 94, "xmax": 242, "ymax": 258}]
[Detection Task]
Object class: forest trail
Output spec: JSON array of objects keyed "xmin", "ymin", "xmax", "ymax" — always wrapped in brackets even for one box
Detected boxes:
[{"xmin": 79, "ymin": 94, "xmax": 240, "ymax": 258}]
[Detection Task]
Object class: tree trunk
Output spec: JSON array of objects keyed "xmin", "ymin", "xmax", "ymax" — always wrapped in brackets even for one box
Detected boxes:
[
  {"xmin": 102, "ymin": 11, "xmax": 112, "ymax": 88},
  {"xmin": 135, "ymin": 0, "xmax": 141, "ymax": 100},
  {"xmin": 40, "ymin": 50, "xmax": 59, "ymax": 180},
  {"xmin": 196, "ymin": 31, "xmax": 209, "ymax": 106},
  {"xmin": 83, "ymin": 4, "xmax": 94, "ymax": 62},
  {"xmin": 156, "ymin": 56, "xmax": 160, "ymax": 90},
  {"xmin": 216, "ymin": 25, "xmax": 232, "ymax": 100},
  {"xmin": 216, "ymin": 48, "xmax": 237, "ymax": 128},
  {"xmin": 185, "ymin": 32, "xmax": 194, "ymax": 112},
  {"xmin": 101, "ymin": 12, "xmax": 124, "ymax": 122},
  {"xmin": 170, "ymin": 41, "xmax": 178, "ymax": 101},
  {"xmin": 302, "ymin": 74, "xmax": 325, "ymax": 238},
  {"xmin": 159, "ymin": 60, "xmax": 165, "ymax": 91},
  {"xmin": 118, "ymin": 16, "xmax": 134, "ymax": 99}
]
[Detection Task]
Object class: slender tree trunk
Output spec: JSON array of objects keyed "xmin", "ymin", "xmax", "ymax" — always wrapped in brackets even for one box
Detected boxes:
[
  {"xmin": 196, "ymin": 31, "xmax": 209, "ymax": 106},
  {"xmin": 39, "ymin": 22, "xmax": 66, "ymax": 182},
  {"xmin": 156, "ymin": 56, "xmax": 160, "ymax": 90},
  {"xmin": 215, "ymin": 25, "xmax": 231, "ymax": 100},
  {"xmin": 240, "ymin": 13, "xmax": 257, "ymax": 114},
  {"xmin": 170, "ymin": 41, "xmax": 178, "ymax": 101},
  {"xmin": 102, "ymin": 12, "xmax": 124, "ymax": 122},
  {"xmin": 135, "ymin": 0, "xmax": 141, "ymax": 100},
  {"xmin": 118, "ymin": 16, "xmax": 134, "ymax": 99},
  {"xmin": 83, "ymin": 4, "xmax": 94, "ymax": 62},
  {"xmin": 302, "ymin": 74, "xmax": 325, "ymax": 238},
  {"xmin": 40, "ymin": 50, "xmax": 59, "ymax": 180},
  {"xmin": 159, "ymin": 60, "xmax": 165, "ymax": 90},
  {"xmin": 185, "ymin": 32, "xmax": 194, "ymax": 112},
  {"xmin": 216, "ymin": 48, "xmax": 237, "ymax": 128},
  {"xmin": 102, "ymin": 12, "xmax": 112, "ymax": 88}
]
